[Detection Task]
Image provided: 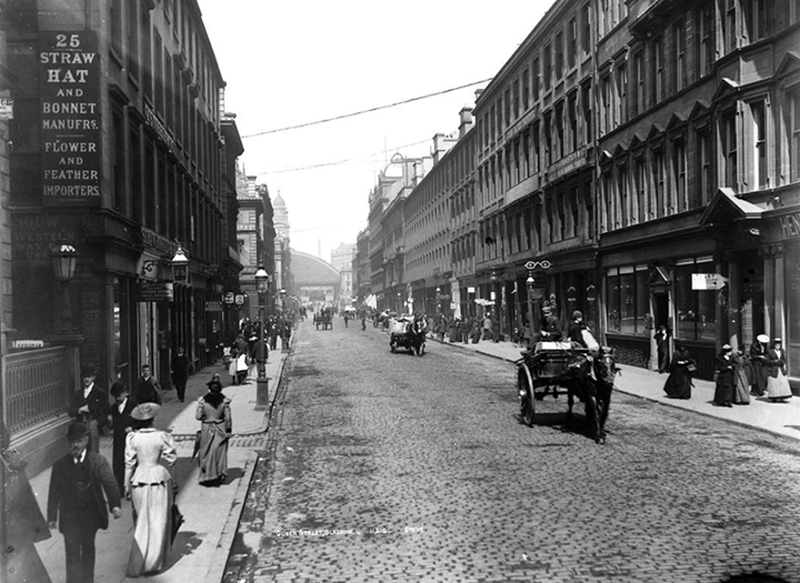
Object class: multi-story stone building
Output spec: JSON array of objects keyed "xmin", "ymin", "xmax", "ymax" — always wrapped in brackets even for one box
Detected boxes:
[
  {"xmin": 596, "ymin": 0, "xmax": 800, "ymax": 381},
  {"xmin": 367, "ymin": 154, "xmax": 432, "ymax": 312},
  {"xmin": 472, "ymin": 0, "xmax": 598, "ymax": 342},
  {"xmin": 235, "ymin": 171, "xmax": 275, "ymax": 327},
  {"xmin": 4, "ymin": 0, "xmax": 243, "ymax": 470},
  {"xmin": 330, "ymin": 242, "xmax": 355, "ymax": 307},
  {"xmin": 353, "ymin": 228, "xmax": 370, "ymax": 305}
]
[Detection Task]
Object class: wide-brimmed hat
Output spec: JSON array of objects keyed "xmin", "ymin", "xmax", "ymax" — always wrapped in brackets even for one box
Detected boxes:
[
  {"xmin": 757, "ymin": 334, "xmax": 769, "ymax": 343},
  {"xmin": 66, "ymin": 421, "xmax": 89, "ymax": 441},
  {"xmin": 773, "ymin": 337, "xmax": 782, "ymax": 343},
  {"xmin": 131, "ymin": 402, "xmax": 161, "ymax": 421},
  {"xmin": 722, "ymin": 343, "xmax": 732, "ymax": 351}
]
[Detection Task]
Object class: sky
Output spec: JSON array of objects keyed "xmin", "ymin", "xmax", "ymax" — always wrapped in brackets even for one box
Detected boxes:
[{"xmin": 197, "ymin": 0, "xmax": 551, "ymax": 262}]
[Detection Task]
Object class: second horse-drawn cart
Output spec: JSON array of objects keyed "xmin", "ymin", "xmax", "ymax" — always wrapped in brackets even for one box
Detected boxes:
[
  {"xmin": 388, "ymin": 316, "xmax": 426, "ymax": 356},
  {"xmin": 516, "ymin": 340, "xmax": 617, "ymax": 443},
  {"xmin": 314, "ymin": 307, "xmax": 333, "ymax": 330}
]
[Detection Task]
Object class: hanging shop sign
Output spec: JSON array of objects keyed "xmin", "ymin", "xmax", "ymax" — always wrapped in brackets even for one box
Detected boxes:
[
  {"xmin": 138, "ymin": 281, "xmax": 174, "ymax": 302},
  {"xmin": 224, "ymin": 292, "xmax": 235, "ymax": 305},
  {"xmin": 39, "ymin": 31, "xmax": 101, "ymax": 206}
]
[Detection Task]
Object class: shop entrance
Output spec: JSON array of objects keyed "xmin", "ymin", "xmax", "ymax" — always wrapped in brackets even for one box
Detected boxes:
[{"xmin": 739, "ymin": 251, "xmax": 765, "ymax": 349}]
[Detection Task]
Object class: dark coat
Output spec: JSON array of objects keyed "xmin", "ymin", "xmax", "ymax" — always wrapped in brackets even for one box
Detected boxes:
[
  {"xmin": 111, "ymin": 398, "xmax": 135, "ymax": 488},
  {"xmin": 567, "ymin": 320, "xmax": 586, "ymax": 346},
  {"xmin": 132, "ymin": 375, "xmax": 162, "ymax": 405},
  {"xmin": 47, "ymin": 451, "xmax": 121, "ymax": 533},
  {"xmin": 542, "ymin": 314, "xmax": 563, "ymax": 340},
  {"xmin": 171, "ymin": 353, "xmax": 190, "ymax": 381},
  {"xmin": 714, "ymin": 352, "xmax": 736, "ymax": 404},
  {"xmin": 67, "ymin": 384, "xmax": 110, "ymax": 431}
]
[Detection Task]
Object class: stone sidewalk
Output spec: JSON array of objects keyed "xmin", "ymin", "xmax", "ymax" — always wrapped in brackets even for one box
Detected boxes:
[
  {"xmin": 29, "ymin": 343, "xmax": 290, "ymax": 583},
  {"xmin": 426, "ymin": 334, "xmax": 800, "ymax": 442}
]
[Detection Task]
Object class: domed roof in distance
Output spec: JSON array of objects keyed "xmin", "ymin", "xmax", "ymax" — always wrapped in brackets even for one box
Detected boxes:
[{"xmin": 292, "ymin": 250, "xmax": 340, "ymax": 285}]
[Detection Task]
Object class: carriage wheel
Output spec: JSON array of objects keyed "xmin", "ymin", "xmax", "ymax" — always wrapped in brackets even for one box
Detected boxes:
[{"xmin": 518, "ymin": 364, "xmax": 535, "ymax": 427}]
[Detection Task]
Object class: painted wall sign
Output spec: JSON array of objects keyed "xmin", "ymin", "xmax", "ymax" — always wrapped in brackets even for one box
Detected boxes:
[
  {"xmin": 778, "ymin": 212, "xmax": 800, "ymax": 240},
  {"xmin": 692, "ymin": 273, "xmax": 728, "ymax": 290},
  {"xmin": 39, "ymin": 31, "xmax": 101, "ymax": 206},
  {"xmin": 138, "ymin": 281, "xmax": 174, "ymax": 302}
]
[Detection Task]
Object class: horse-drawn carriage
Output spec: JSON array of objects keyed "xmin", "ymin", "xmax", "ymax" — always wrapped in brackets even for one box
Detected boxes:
[
  {"xmin": 314, "ymin": 307, "xmax": 333, "ymax": 330},
  {"xmin": 388, "ymin": 316, "xmax": 426, "ymax": 356},
  {"xmin": 515, "ymin": 340, "xmax": 618, "ymax": 443}
]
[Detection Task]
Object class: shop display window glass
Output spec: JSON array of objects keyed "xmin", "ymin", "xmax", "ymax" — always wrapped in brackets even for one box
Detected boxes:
[
  {"xmin": 606, "ymin": 266, "xmax": 649, "ymax": 335},
  {"xmin": 788, "ymin": 245, "xmax": 800, "ymax": 377},
  {"xmin": 606, "ymin": 271, "xmax": 621, "ymax": 332},
  {"xmin": 675, "ymin": 259, "xmax": 718, "ymax": 341}
]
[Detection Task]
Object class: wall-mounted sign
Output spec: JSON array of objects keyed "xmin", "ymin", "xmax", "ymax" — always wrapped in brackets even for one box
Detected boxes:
[
  {"xmin": 12, "ymin": 340, "xmax": 45, "ymax": 349},
  {"xmin": 224, "ymin": 292, "xmax": 235, "ymax": 304},
  {"xmin": 692, "ymin": 273, "xmax": 728, "ymax": 290},
  {"xmin": 205, "ymin": 301, "xmax": 222, "ymax": 312},
  {"xmin": 234, "ymin": 293, "xmax": 245, "ymax": 306},
  {"xmin": 39, "ymin": 31, "xmax": 101, "ymax": 206},
  {"xmin": 0, "ymin": 97, "xmax": 13, "ymax": 119}
]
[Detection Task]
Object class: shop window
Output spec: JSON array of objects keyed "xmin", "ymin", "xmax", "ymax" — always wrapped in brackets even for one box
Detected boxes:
[
  {"xmin": 675, "ymin": 259, "xmax": 718, "ymax": 341},
  {"xmin": 606, "ymin": 266, "xmax": 649, "ymax": 335},
  {"xmin": 788, "ymin": 247, "xmax": 800, "ymax": 377},
  {"xmin": 721, "ymin": 109, "xmax": 738, "ymax": 191}
]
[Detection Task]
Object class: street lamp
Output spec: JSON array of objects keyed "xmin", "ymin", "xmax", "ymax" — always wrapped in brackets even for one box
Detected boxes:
[
  {"xmin": 255, "ymin": 267, "xmax": 269, "ymax": 408},
  {"xmin": 526, "ymin": 272, "xmax": 535, "ymax": 349},
  {"xmin": 50, "ymin": 243, "xmax": 79, "ymax": 333},
  {"xmin": 171, "ymin": 245, "xmax": 189, "ymax": 283},
  {"xmin": 435, "ymin": 286, "xmax": 441, "ymax": 316}
]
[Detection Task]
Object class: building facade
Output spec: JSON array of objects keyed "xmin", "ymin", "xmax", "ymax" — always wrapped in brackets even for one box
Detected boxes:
[
  {"xmin": 596, "ymin": 0, "xmax": 800, "ymax": 380},
  {"xmin": 331, "ymin": 242, "xmax": 355, "ymax": 307},
  {"xmin": 4, "ymin": 0, "xmax": 243, "ymax": 469}
]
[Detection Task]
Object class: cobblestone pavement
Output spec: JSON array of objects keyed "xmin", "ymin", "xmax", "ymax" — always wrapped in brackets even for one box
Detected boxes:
[{"xmin": 227, "ymin": 322, "xmax": 800, "ymax": 583}]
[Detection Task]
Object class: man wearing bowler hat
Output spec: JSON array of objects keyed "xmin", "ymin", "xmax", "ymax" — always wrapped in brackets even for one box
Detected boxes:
[
  {"xmin": 68, "ymin": 364, "xmax": 110, "ymax": 454},
  {"xmin": 47, "ymin": 421, "xmax": 122, "ymax": 583}
]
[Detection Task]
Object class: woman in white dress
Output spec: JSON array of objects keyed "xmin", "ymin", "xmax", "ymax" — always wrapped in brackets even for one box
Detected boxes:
[
  {"xmin": 124, "ymin": 402, "xmax": 177, "ymax": 576},
  {"xmin": 766, "ymin": 337, "xmax": 792, "ymax": 402}
]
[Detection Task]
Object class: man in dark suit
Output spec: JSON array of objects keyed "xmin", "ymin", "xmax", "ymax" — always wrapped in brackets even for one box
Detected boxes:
[
  {"xmin": 67, "ymin": 364, "xmax": 110, "ymax": 454},
  {"xmin": 109, "ymin": 382, "xmax": 135, "ymax": 490},
  {"xmin": 47, "ymin": 422, "xmax": 122, "ymax": 583},
  {"xmin": 171, "ymin": 346, "xmax": 190, "ymax": 402},
  {"xmin": 131, "ymin": 363, "xmax": 162, "ymax": 405}
]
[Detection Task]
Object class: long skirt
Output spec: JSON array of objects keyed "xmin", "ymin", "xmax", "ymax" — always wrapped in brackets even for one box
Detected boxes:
[
  {"xmin": 663, "ymin": 367, "xmax": 692, "ymax": 399},
  {"xmin": 127, "ymin": 480, "xmax": 173, "ymax": 576},
  {"xmin": 767, "ymin": 369, "xmax": 792, "ymax": 400},
  {"xmin": 198, "ymin": 421, "xmax": 229, "ymax": 484},
  {"xmin": 733, "ymin": 367, "xmax": 751, "ymax": 404}
]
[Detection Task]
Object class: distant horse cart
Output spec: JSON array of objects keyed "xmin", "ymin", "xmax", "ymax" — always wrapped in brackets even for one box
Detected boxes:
[
  {"xmin": 515, "ymin": 340, "xmax": 619, "ymax": 443},
  {"xmin": 388, "ymin": 316, "xmax": 427, "ymax": 356},
  {"xmin": 314, "ymin": 308, "xmax": 333, "ymax": 330}
]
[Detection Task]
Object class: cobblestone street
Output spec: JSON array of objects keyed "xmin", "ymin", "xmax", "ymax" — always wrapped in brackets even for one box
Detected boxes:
[{"xmin": 228, "ymin": 322, "xmax": 800, "ymax": 583}]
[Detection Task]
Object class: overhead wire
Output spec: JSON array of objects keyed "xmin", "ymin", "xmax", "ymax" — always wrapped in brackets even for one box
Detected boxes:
[{"xmin": 240, "ymin": 78, "xmax": 491, "ymax": 139}]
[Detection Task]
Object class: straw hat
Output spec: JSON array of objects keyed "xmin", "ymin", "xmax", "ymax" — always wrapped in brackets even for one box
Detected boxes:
[
  {"xmin": 131, "ymin": 402, "xmax": 161, "ymax": 421},
  {"xmin": 757, "ymin": 334, "xmax": 769, "ymax": 343}
]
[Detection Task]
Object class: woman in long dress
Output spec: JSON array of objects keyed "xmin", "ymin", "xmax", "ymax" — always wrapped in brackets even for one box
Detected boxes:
[
  {"xmin": 663, "ymin": 342, "xmax": 693, "ymax": 399},
  {"xmin": 196, "ymin": 374, "xmax": 232, "ymax": 486},
  {"xmin": 713, "ymin": 344, "xmax": 735, "ymax": 407},
  {"xmin": 750, "ymin": 334, "xmax": 770, "ymax": 396},
  {"xmin": 124, "ymin": 402, "xmax": 177, "ymax": 576},
  {"xmin": 766, "ymin": 338, "xmax": 792, "ymax": 402},
  {"xmin": 732, "ymin": 350, "xmax": 751, "ymax": 405}
]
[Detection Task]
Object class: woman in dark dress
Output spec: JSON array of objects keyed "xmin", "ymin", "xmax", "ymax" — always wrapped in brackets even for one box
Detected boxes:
[
  {"xmin": 750, "ymin": 334, "xmax": 770, "ymax": 396},
  {"xmin": 663, "ymin": 341, "xmax": 693, "ymax": 399},
  {"xmin": 713, "ymin": 344, "xmax": 736, "ymax": 407}
]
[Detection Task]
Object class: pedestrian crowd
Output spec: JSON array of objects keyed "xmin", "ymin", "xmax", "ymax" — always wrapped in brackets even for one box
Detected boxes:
[{"xmin": 2, "ymin": 347, "xmax": 239, "ymax": 583}]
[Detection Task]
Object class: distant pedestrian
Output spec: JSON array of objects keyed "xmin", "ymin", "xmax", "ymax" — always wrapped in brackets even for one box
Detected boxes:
[
  {"xmin": 196, "ymin": 374, "xmax": 232, "ymax": 486},
  {"xmin": 482, "ymin": 313, "xmax": 492, "ymax": 340},
  {"xmin": 713, "ymin": 344, "xmax": 735, "ymax": 407},
  {"xmin": 766, "ymin": 337, "xmax": 792, "ymax": 402},
  {"xmin": 67, "ymin": 364, "xmax": 110, "ymax": 454},
  {"xmin": 750, "ymin": 334, "xmax": 770, "ymax": 396},
  {"xmin": 124, "ymin": 403, "xmax": 177, "ymax": 577},
  {"xmin": 732, "ymin": 350, "xmax": 752, "ymax": 405},
  {"xmin": 663, "ymin": 341, "xmax": 694, "ymax": 399},
  {"xmin": 171, "ymin": 346, "xmax": 189, "ymax": 403},
  {"xmin": 47, "ymin": 422, "xmax": 122, "ymax": 583},
  {"xmin": 110, "ymin": 381, "xmax": 135, "ymax": 491},
  {"xmin": 655, "ymin": 325, "xmax": 670, "ymax": 373},
  {"xmin": 132, "ymin": 364, "xmax": 162, "ymax": 406}
]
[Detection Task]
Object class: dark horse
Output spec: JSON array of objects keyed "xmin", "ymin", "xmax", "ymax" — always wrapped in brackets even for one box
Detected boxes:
[{"xmin": 559, "ymin": 347, "xmax": 619, "ymax": 443}]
